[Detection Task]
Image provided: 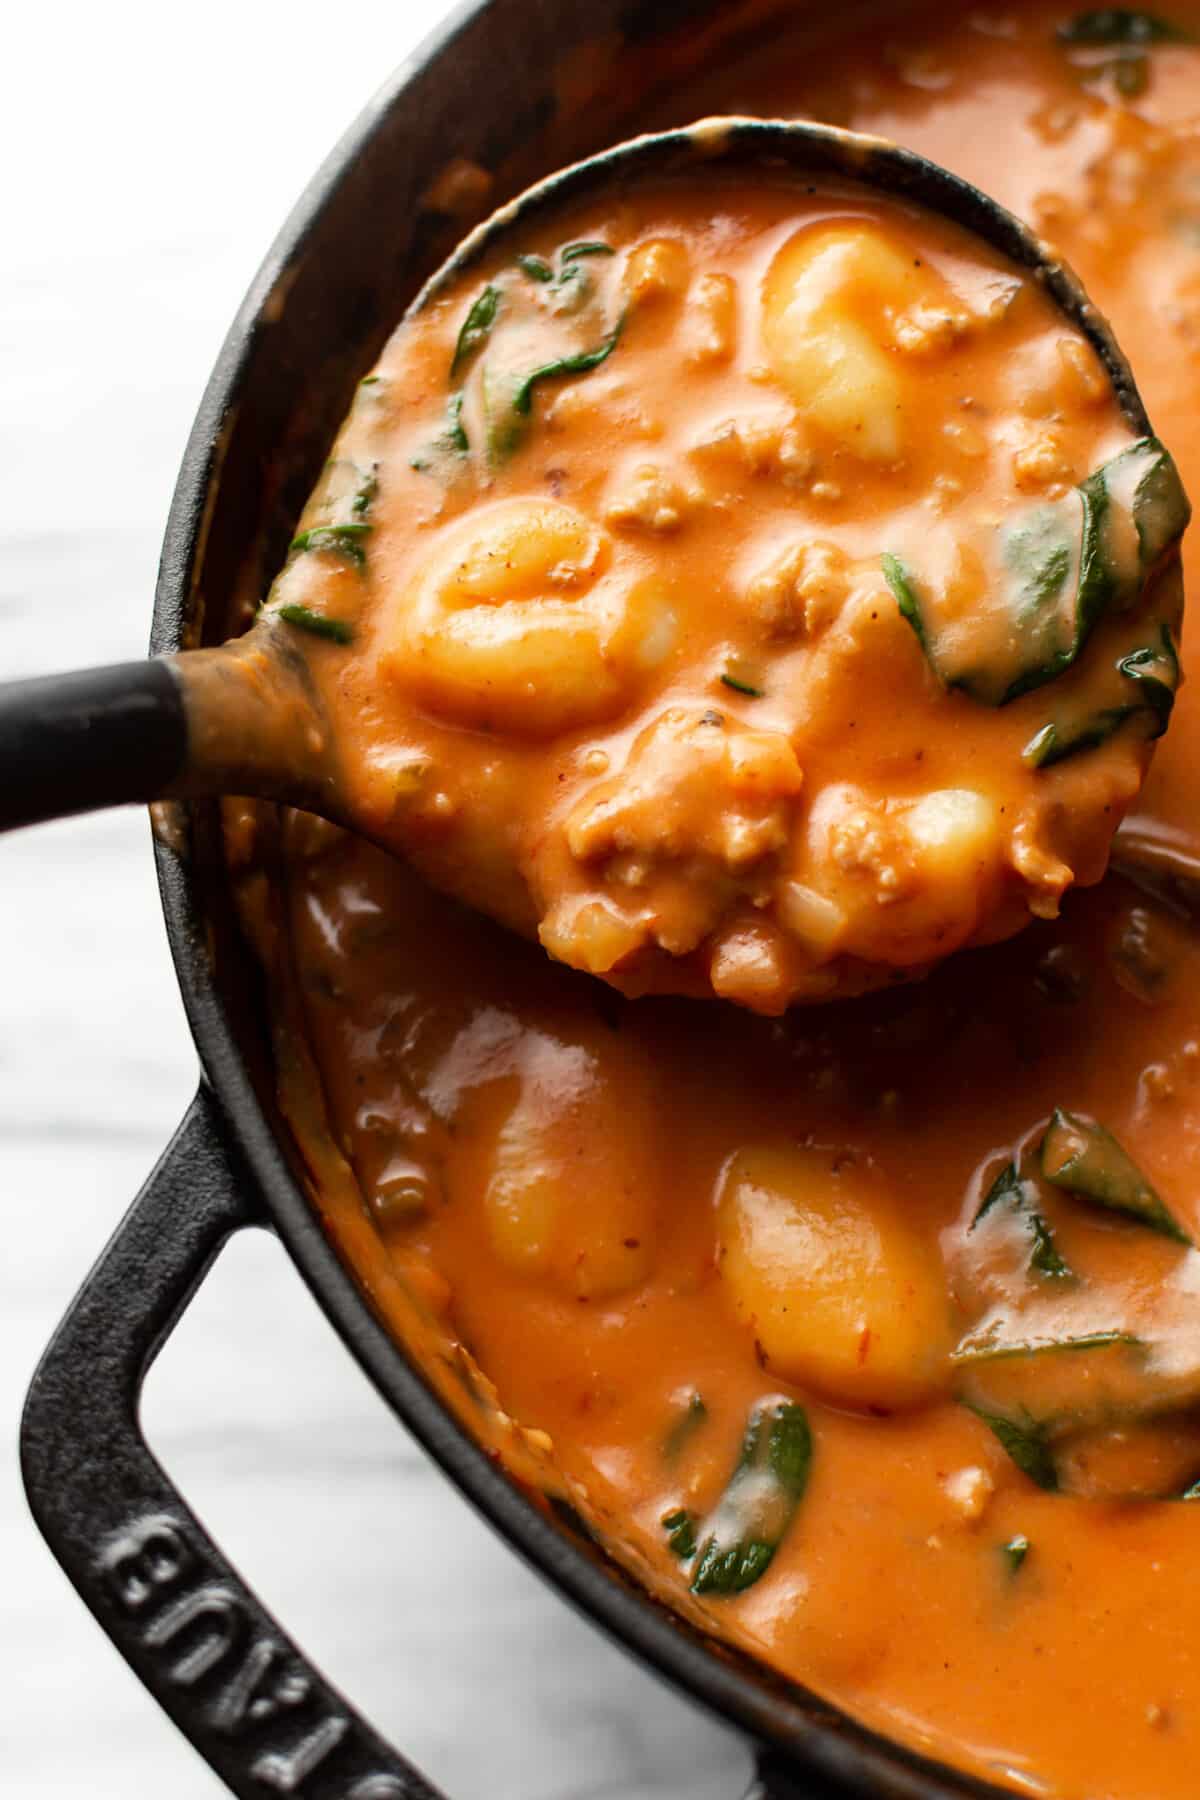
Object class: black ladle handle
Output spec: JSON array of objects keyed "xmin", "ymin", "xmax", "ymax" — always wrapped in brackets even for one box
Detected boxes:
[
  {"xmin": 0, "ymin": 660, "xmax": 187, "ymax": 831},
  {"xmin": 0, "ymin": 644, "xmax": 340, "ymax": 832}
]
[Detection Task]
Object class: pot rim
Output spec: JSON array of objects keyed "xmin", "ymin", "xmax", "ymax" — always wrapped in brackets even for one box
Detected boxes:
[{"xmin": 150, "ymin": 7, "xmax": 1010, "ymax": 1795}]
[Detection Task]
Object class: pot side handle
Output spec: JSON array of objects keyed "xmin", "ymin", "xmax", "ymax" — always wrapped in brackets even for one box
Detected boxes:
[{"xmin": 19, "ymin": 1084, "xmax": 445, "ymax": 1800}]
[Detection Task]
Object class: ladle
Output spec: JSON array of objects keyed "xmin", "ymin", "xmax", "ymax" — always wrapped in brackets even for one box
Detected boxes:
[{"xmin": 0, "ymin": 117, "xmax": 1166, "ymax": 905}]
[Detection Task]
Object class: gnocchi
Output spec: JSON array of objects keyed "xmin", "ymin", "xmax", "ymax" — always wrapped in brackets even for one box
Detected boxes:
[
  {"xmin": 797, "ymin": 783, "xmax": 1006, "ymax": 967},
  {"xmin": 275, "ymin": 25, "xmax": 1200, "ymax": 1800},
  {"xmin": 455, "ymin": 1028, "xmax": 661, "ymax": 1300},
  {"xmin": 762, "ymin": 223, "xmax": 917, "ymax": 461},
  {"xmin": 276, "ymin": 158, "xmax": 1181, "ymax": 1011},
  {"xmin": 716, "ymin": 1144, "xmax": 953, "ymax": 1410},
  {"xmin": 381, "ymin": 499, "xmax": 674, "ymax": 736}
]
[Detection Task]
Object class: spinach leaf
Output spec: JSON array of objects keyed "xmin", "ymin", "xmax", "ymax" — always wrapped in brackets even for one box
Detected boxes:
[
  {"xmin": 957, "ymin": 1328, "xmax": 1140, "ymax": 1361},
  {"xmin": 308, "ymin": 457, "xmax": 380, "ymax": 528},
  {"xmin": 517, "ymin": 243, "xmax": 613, "ymax": 286},
  {"xmin": 1127, "ymin": 437, "xmax": 1195, "ymax": 567},
  {"xmin": 882, "ymin": 552, "xmax": 948, "ymax": 682},
  {"xmin": 973, "ymin": 1161, "xmax": 1073, "ymax": 1281},
  {"xmin": 1027, "ymin": 1211, "xmax": 1072, "ymax": 1279},
  {"xmin": 274, "ymin": 603, "xmax": 354, "ymax": 645},
  {"xmin": 882, "ymin": 551, "xmax": 925, "ymax": 641},
  {"xmin": 460, "ymin": 242, "xmax": 623, "ymax": 461},
  {"xmin": 887, "ymin": 437, "xmax": 1189, "ymax": 709},
  {"xmin": 661, "ymin": 1508, "xmax": 699, "ymax": 1558},
  {"xmin": 480, "ymin": 318, "xmax": 625, "ymax": 462},
  {"xmin": 517, "ymin": 241, "xmax": 613, "ymax": 317},
  {"xmin": 1041, "ymin": 1107, "xmax": 1192, "ymax": 1243},
  {"xmin": 966, "ymin": 1404, "xmax": 1059, "ymax": 1491},
  {"xmin": 1058, "ymin": 9, "xmax": 1186, "ymax": 43},
  {"xmin": 690, "ymin": 1400, "xmax": 812, "ymax": 1596},
  {"xmin": 450, "ymin": 284, "xmax": 501, "ymax": 378},
  {"xmin": 720, "ymin": 670, "xmax": 764, "ymax": 698},
  {"xmin": 1025, "ymin": 706, "xmax": 1135, "ymax": 767},
  {"xmin": 444, "ymin": 388, "xmax": 470, "ymax": 454},
  {"xmin": 351, "ymin": 465, "xmax": 379, "ymax": 516},
  {"xmin": 289, "ymin": 523, "xmax": 371, "ymax": 567},
  {"xmin": 1024, "ymin": 623, "xmax": 1180, "ymax": 767},
  {"xmin": 1006, "ymin": 508, "xmax": 1074, "ymax": 624},
  {"xmin": 954, "ymin": 1331, "xmax": 1155, "ymax": 1478},
  {"xmin": 1001, "ymin": 1534, "xmax": 1031, "ymax": 1572},
  {"xmin": 1121, "ymin": 621, "xmax": 1182, "ymax": 731},
  {"xmin": 411, "ymin": 391, "xmax": 470, "ymax": 475},
  {"xmin": 482, "ymin": 362, "xmax": 530, "ymax": 462},
  {"xmin": 1081, "ymin": 437, "xmax": 1191, "ymax": 621},
  {"xmin": 512, "ymin": 317, "xmax": 625, "ymax": 416}
]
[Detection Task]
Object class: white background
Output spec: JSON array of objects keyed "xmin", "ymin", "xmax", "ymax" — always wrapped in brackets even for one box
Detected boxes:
[{"xmin": 0, "ymin": 4, "xmax": 749, "ymax": 1793}]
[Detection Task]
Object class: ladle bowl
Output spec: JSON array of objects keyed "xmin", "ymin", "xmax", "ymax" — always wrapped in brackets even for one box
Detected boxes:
[{"xmin": 0, "ymin": 116, "xmax": 1150, "ymax": 884}]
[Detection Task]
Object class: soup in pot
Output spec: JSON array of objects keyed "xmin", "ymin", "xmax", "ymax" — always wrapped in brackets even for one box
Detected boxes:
[
  {"xmin": 263, "ymin": 151, "xmax": 1183, "ymax": 1011},
  {"xmin": 237, "ymin": 4, "xmax": 1200, "ymax": 1796}
]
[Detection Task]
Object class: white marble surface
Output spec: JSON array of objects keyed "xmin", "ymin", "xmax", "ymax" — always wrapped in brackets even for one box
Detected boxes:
[{"xmin": 0, "ymin": 6, "xmax": 751, "ymax": 1793}]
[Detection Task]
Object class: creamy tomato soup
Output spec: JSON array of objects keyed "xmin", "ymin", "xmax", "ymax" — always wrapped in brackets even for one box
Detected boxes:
[
  {"xmin": 235, "ymin": 5, "xmax": 1200, "ymax": 1797},
  {"xmin": 263, "ymin": 155, "xmax": 1183, "ymax": 1010}
]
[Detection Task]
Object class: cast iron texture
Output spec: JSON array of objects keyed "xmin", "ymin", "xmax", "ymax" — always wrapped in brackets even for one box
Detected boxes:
[
  {"xmin": 22, "ymin": 1090, "xmax": 443, "ymax": 1800},
  {"xmin": 22, "ymin": 1, "xmax": 1057, "ymax": 1796}
]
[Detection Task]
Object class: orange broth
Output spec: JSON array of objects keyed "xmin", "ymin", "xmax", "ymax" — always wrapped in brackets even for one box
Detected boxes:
[{"xmin": 255, "ymin": 5, "xmax": 1200, "ymax": 1795}]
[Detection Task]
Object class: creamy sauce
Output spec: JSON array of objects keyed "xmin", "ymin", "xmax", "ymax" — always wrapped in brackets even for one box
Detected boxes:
[
  {"xmin": 264, "ymin": 155, "xmax": 1181, "ymax": 1010},
  {"xmin": 246, "ymin": 5, "xmax": 1200, "ymax": 1795}
]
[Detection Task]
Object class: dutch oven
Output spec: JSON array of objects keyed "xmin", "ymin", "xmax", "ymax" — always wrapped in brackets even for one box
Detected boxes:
[{"xmin": 19, "ymin": 4, "xmax": 1017, "ymax": 1795}]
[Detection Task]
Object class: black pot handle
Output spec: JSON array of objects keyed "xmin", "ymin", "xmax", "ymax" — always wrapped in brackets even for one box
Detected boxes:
[
  {"xmin": 0, "ymin": 660, "xmax": 188, "ymax": 831},
  {"xmin": 20, "ymin": 1084, "xmax": 445, "ymax": 1800}
]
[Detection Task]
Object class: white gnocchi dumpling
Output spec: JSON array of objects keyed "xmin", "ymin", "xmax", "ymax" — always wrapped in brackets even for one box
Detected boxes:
[
  {"xmin": 458, "ymin": 1029, "xmax": 661, "ymax": 1300},
  {"xmin": 797, "ymin": 782, "xmax": 1005, "ymax": 967},
  {"xmin": 761, "ymin": 223, "xmax": 930, "ymax": 461},
  {"xmin": 382, "ymin": 498, "xmax": 675, "ymax": 736},
  {"xmin": 717, "ymin": 1144, "xmax": 952, "ymax": 1410}
]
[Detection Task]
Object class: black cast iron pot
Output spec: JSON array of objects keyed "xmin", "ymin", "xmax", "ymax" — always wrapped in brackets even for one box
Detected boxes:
[{"xmin": 19, "ymin": 3, "xmax": 1014, "ymax": 1795}]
